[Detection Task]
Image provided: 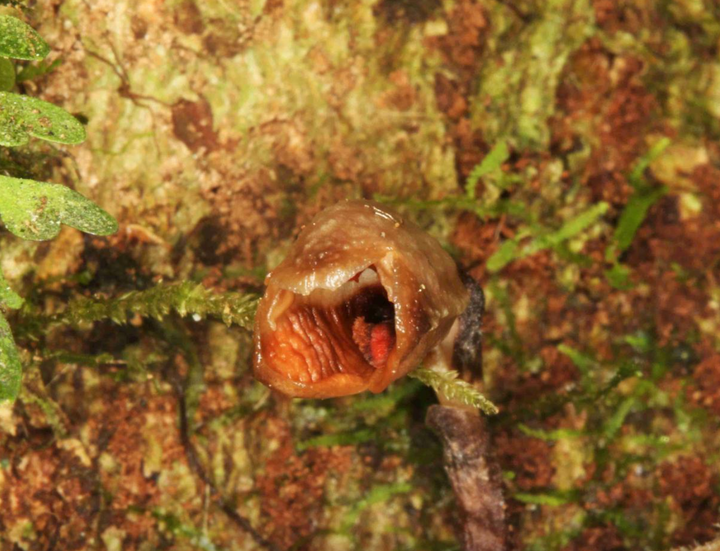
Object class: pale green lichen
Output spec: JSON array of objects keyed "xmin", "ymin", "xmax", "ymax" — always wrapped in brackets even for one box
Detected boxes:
[{"xmin": 473, "ymin": 0, "xmax": 595, "ymax": 149}]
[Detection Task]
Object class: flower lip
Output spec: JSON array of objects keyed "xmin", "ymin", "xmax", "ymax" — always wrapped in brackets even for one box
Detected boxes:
[
  {"xmin": 253, "ymin": 267, "xmax": 399, "ymax": 398},
  {"xmin": 253, "ymin": 199, "xmax": 469, "ymax": 398}
]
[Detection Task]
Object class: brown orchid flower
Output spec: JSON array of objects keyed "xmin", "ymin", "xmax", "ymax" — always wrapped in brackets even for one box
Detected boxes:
[{"xmin": 252, "ymin": 199, "xmax": 469, "ymax": 398}]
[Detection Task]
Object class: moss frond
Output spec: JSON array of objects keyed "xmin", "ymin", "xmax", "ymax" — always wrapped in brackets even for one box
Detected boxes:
[
  {"xmin": 409, "ymin": 368, "xmax": 498, "ymax": 415},
  {"xmin": 45, "ymin": 282, "xmax": 259, "ymax": 330}
]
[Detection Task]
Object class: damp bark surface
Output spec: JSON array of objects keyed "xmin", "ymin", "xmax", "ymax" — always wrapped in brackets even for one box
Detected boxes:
[{"xmin": 2, "ymin": 1, "xmax": 720, "ymax": 550}]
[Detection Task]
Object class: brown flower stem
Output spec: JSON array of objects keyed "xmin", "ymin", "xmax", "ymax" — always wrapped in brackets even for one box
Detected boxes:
[
  {"xmin": 427, "ymin": 405, "xmax": 507, "ymax": 551},
  {"xmin": 426, "ymin": 274, "xmax": 507, "ymax": 551}
]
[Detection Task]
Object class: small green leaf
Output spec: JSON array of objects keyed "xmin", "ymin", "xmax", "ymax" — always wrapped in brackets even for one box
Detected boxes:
[
  {"xmin": 529, "ymin": 202, "xmax": 609, "ymax": 253},
  {"xmin": 486, "ymin": 239, "xmax": 519, "ymax": 272},
  {"xmin": 603, "ymin": 141, "xmax": 671, "ymax": 268},
  {"xmin": 0, "ymin": 310, "xmax": 21, "ymax": 403},
  {"xmin": 0, "ymin": 175, "xmax": 118, "ymax": 240},
  {"xmin": 409, "ymin": 368, "xmax": 498, "ymax": 415},
  {"xmin": 603, "ymin": 397, "xmax": 638, "ymax": 439},
  {"xmin": 628, "ymin": 137, "xmax": 671, "ymax": 188},
  {"xmin": 487, "ymin": 202, "xmax": 609, "ymax": 272},
  {"xmin": 341, "ymin": 483, "xmax": 413, "ymax": 532},
  {"xmin": 604, "ymin": 262, "xmax": 634, "ymax": 290},
  {"xmin": 514, "ymin": 491, "xmax": 579, "ymax": 506},
  {"xmin": 466, "ymin": 141, "xmax": 510, "ymax": 200},
  {"xmin": 16, "ymin": 57, "xmax": 61, "ymax": 83},
  {"xmin": 0, "ymin": 15, "xmax": 49, "ymax": 61},
  {"xmin": 557, "ymin": 344, "xmax": 595, "ymax": 375},
  {"xmin": 0, "ymin": 57, "xmax": 15, "ymax": 91},
  {"xmin": 297, "ymin": 428, "xmax": 375, "ymax": 451},
  {"xmin": 0, "ymin": 91, "xmax": 86, "ymax": 146},
  {"xmin": 612, "ymin": 186, "xmax": 667, "ymax": 254},
  {"xmin": 151, "ymin": 509, "xmax": 222, "ymax": 551},
  {"xmin": 518, "ymin": 423, "xmax": 585, "ymax": 441},
  {"xmin": 0, "ymin": 268, "xmax": 22, "ymax": 309}
]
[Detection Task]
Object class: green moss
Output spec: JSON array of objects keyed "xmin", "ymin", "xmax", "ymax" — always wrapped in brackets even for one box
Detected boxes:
[
  {"xmin": 340, "ymin": 482, "xmax": 414, "ymax": 533},
  {"xmin": 2, "ymin": 0, "xmax": 719, "ymax": 548},
  {"xmin": 297, "ymin": 428, "xmax": 376, "ymax": 451},
  {"xmin": 30, "ymin": 281, "xmax": 258, "ymax": 330},
  {"xmin": 606, "ymin": 139, "xmax": 672, "ymax": 263},
  {"xmin": 152, "ymin": 509, "xmax": 221, "ymax": 551},
  {"xmin": 487, "ymin": 202, "xmax": 609, "ymax": 272},
  {"xmin": 409, "ymin": 368, "xmax": 498, "ymax": 415}
]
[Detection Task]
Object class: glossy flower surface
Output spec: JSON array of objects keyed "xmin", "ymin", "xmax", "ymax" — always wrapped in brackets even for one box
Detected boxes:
[{"xmin": 253, "ymin": 200, "xmax": 469, "ymax": 398}]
